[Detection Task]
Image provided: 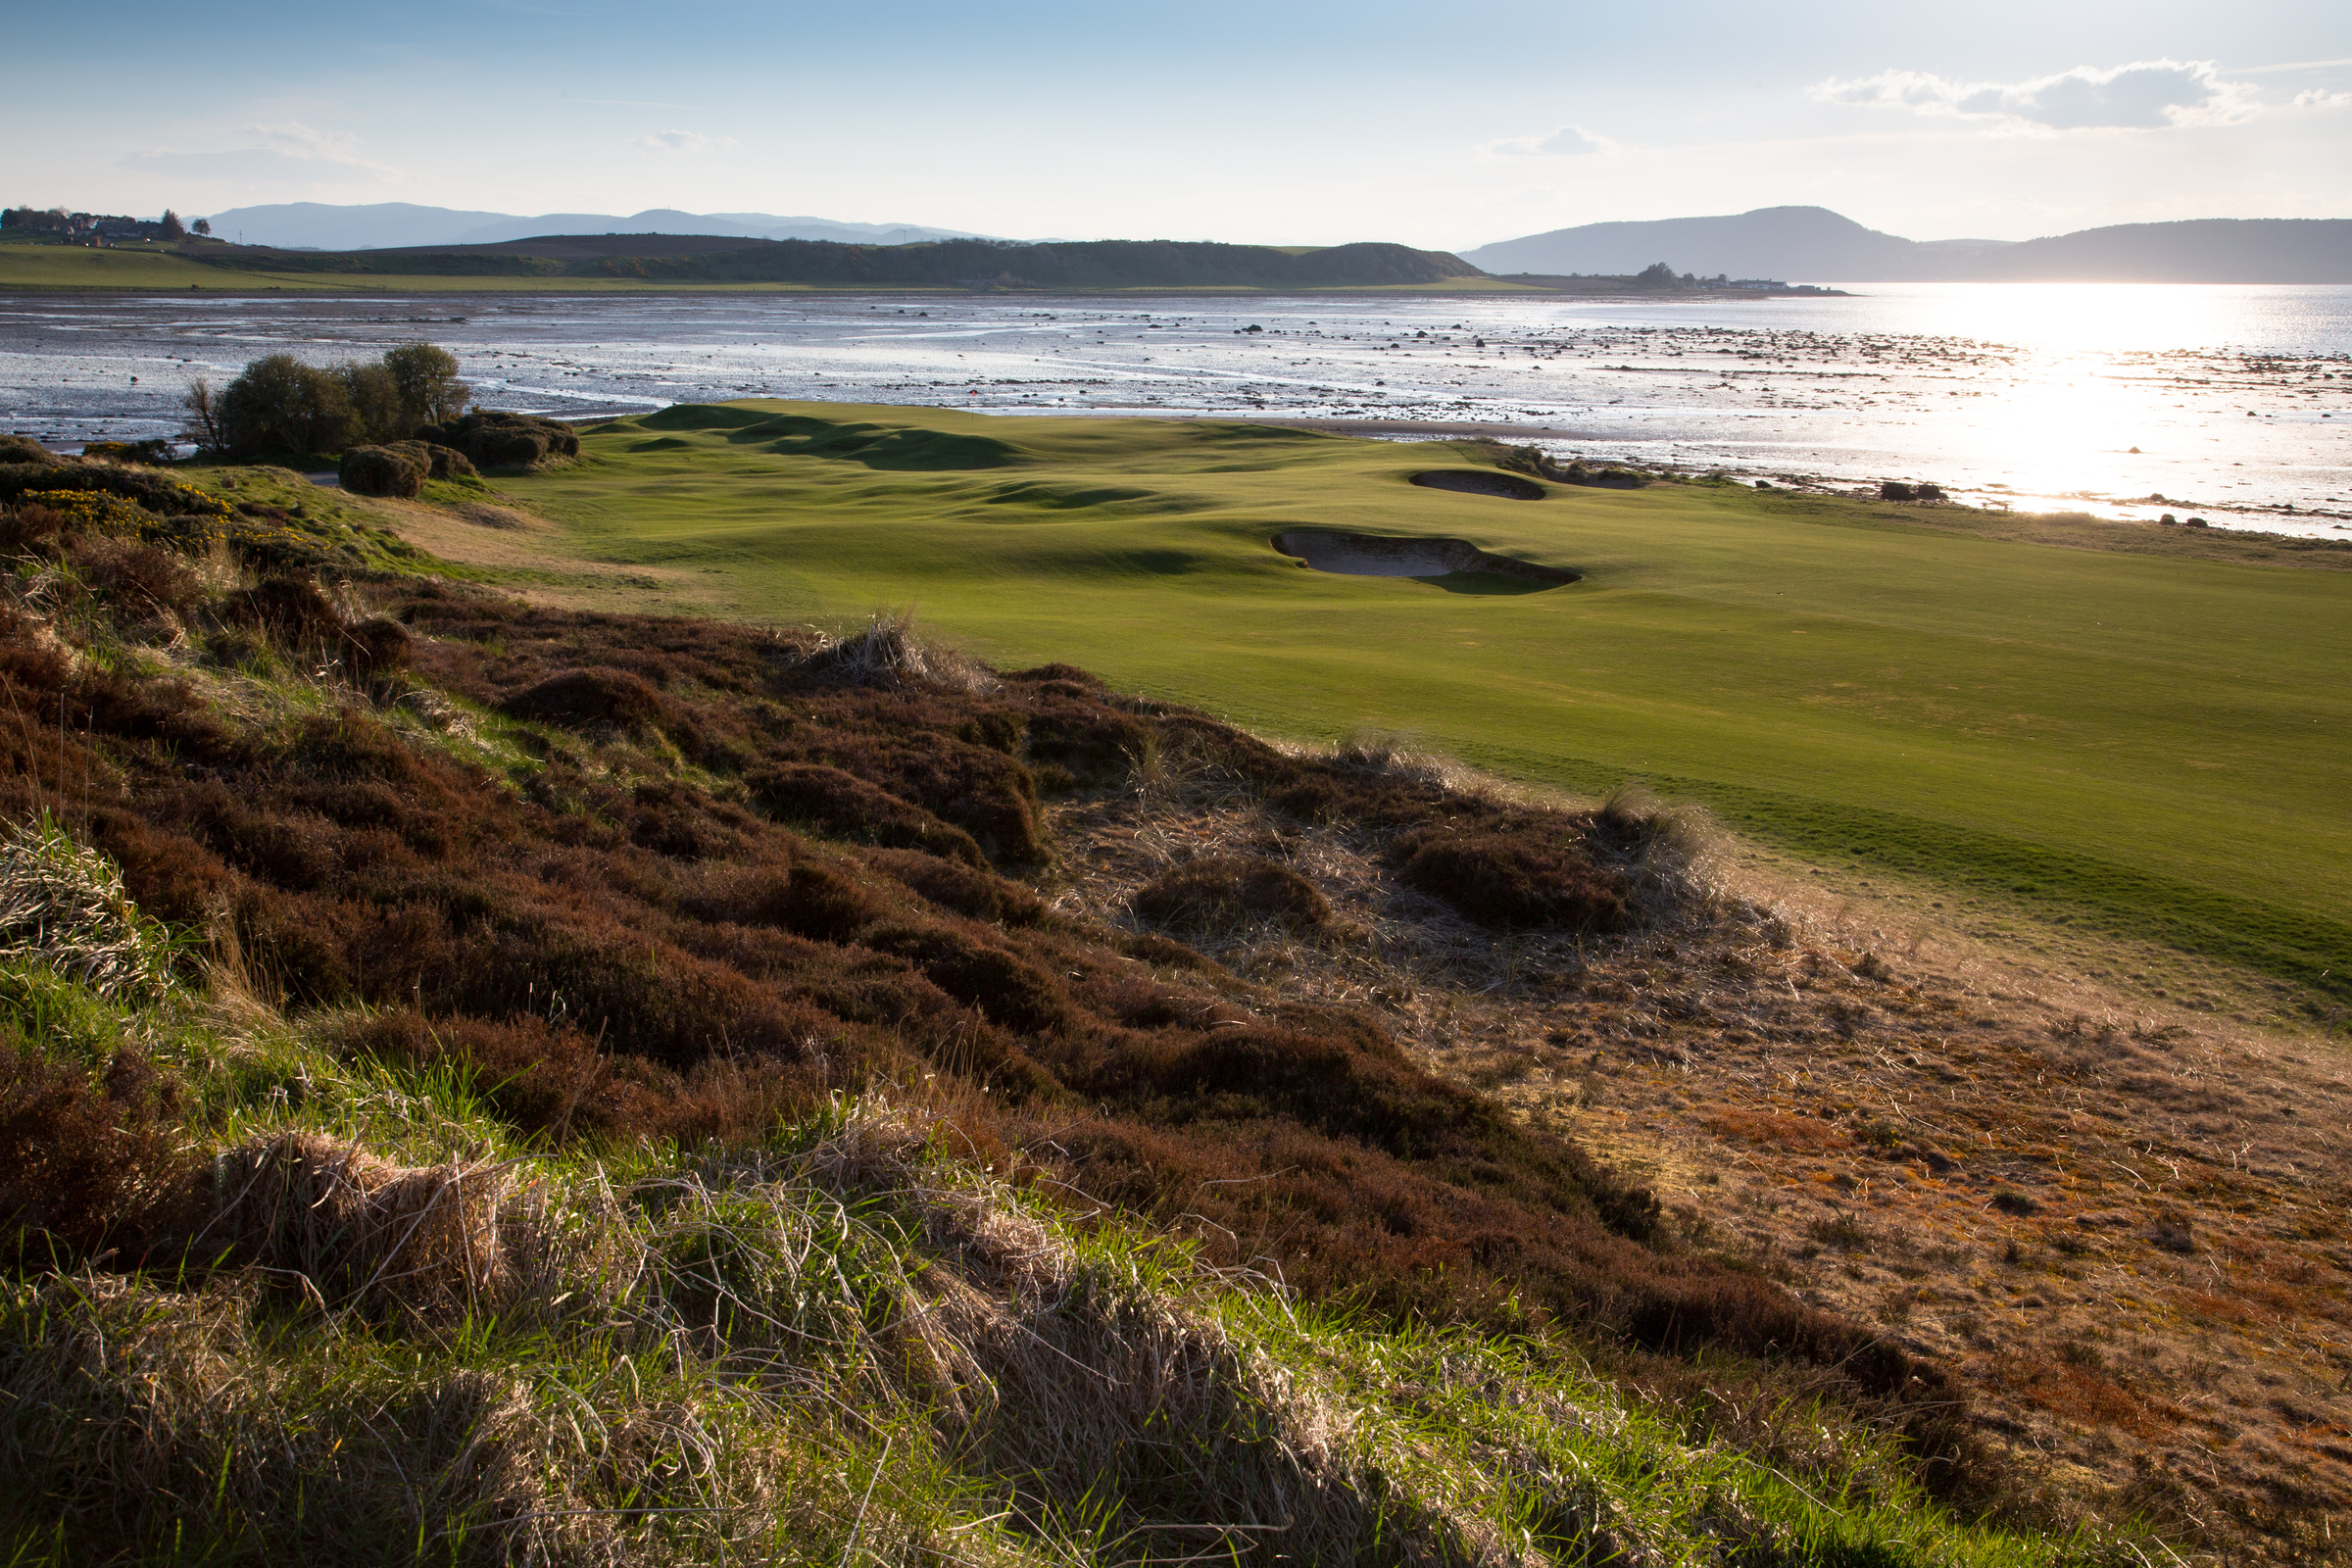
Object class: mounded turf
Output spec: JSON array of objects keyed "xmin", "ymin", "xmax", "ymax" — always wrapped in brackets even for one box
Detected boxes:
[{"xmin": 496, "ymin": 401, "xmax": 2352, "ymax": 1001}]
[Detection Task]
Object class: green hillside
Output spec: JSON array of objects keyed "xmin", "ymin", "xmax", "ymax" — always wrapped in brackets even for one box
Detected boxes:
[
  {"xmin": 206, "ymin": 235, "xmax": 1489, "ymax": 289},
  {"xmin": 498, "ymin": 402, "xmax": 2352, "ymax": 1003},
  {"xmin": 0, "ymin": 234, "xmax": 1521, "ymax": 294}
]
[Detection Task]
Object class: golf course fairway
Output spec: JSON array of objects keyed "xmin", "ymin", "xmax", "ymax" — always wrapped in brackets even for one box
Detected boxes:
[{"xmin": 495, "ymin": 401, "xmax": 2352, "ymax": 1003}]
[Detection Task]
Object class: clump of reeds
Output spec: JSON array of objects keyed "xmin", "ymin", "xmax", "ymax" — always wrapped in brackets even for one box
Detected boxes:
[
  {"xmin": 1593, "ymin": 782, "xmax": 1732, "ymax": 925},
  {"xmin": 800, "ymin": 612, "xmax": 994, "ymax": 694},
  {"xmin": 1327, "ymin": 726, "xmax": 1478, "ymax": 796},
  {"xmin": 0, "ymin": 814, "xmax": 178, "ymax": 1000},
  {"xmin": 201, "ymin": 1134, "xmax": 509, "ymax": 1319}
]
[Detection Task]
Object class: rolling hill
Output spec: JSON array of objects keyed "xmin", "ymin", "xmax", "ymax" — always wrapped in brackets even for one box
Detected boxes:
[
  {"xmin": 1462, "ymin": 206, "xmax": 2352, "ymax": 283},
  {"xmin": 198, "ymin": 200, "xmax": 992, "ymax": 251}
]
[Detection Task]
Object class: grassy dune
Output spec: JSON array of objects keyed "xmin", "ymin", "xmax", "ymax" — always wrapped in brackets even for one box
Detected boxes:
[{"xmin": 501, "ymin": 402, "xmax": 2352, "ymax": 1002}]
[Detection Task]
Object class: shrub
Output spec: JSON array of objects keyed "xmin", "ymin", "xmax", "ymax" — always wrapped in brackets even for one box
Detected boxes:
[
  {"xmin": 0, "ymin": 461, "xmax": 229, "ymax": 520},
  {"xmin": 219, "ymin": 575, "xmax": 349, "ymax": 656},
  {"xmin": 334, "ymin": 1009, "xmax": 794, "ymax": 1148},
  {"xmin": 864, "ymin": 848, "xmax": 1046, "ymax": 926},
  {"xmin": 0, "ymin": 503, "xmax": 65, "ymax": 557},
  {"xmin": 1, "ymin": 488, "xmax": 147, "ymax": 543},
  {"xmin": 498, "ymin": 666, "xmax": 671, "ymax": 734},
  {"xmin": 688, "ymin": 861, "xmax": 886, "ymax": 942},
  {"xmin": 1396, "ymin": 828, "xmax": 1632, "ymax": 930},
  {"xmin": 416, "ymin": 410, "xmax": 578, "ymax": 469},
  {"xmin": 79, "ymin": 439, "xmax": 173, "ymax": 464},
  {"xmin": 749, "ymin": 763, "xmax": 986, "ymax": 867},
  {"xmin": 1025, "ymin": 705, "xmax": 1153, "ymax": 783},
  {"xmin": 0, "ymin": 573, "xmax": 1983, "ymax": 1458},
  {"xmin": 67, "ymin": 537, "xmax": 204, "ymax": 620},
  {"xmin": 344, "ymin": 617, "xmax": 413, "ymax": 679},
  {"xmin": 1132, "ymin": 856, "xmax": 1330, "ymax": 934},
  {"xmin": 0, "ymin": 436, "xmax": 56, "ymax": 466},
  {"xmin": 337, "ymin": 444, "xmax": 427, "ymax": 499},
  {"xmin": 0, "ymin": 1045, "xmax": 189, "ymax": 1265},
  {"xmin": 865, "ymin": 924, "xmax": 1069, "ymax": 1034},
  {"xmin": 424, "ymin": 443, "xmax": 476, "ymax": 479}
]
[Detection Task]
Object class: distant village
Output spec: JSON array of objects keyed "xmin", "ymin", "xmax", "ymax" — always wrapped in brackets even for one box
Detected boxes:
[{"xmin": 0, "ymin": 206, "xmax": 209, "ymax": 245}]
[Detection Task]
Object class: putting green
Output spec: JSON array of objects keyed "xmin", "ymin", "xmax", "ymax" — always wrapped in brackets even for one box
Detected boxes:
[{"xmin": 500, "ymin": 401, "xmax": 2352, "ymax": 1001}]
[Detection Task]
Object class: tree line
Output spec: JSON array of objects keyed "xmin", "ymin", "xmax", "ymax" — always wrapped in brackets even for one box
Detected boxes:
[{"xmin": 3, "ymin": 207, "xmax": 208, "ymax": 240}]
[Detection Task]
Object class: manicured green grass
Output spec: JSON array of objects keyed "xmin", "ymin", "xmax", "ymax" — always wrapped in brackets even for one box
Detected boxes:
[
  {"xmin": 0, "ymin": 245, "xmax": 318, "ymax": 291},
  {"xmin": 502, "ymin": 402, "xmax": 2352, "ymax": 1001}
]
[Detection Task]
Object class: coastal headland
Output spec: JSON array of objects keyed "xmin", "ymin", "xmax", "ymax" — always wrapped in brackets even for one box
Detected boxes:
[{"xmin": 0, "ymin": 230, "xmax": 1837, "ymax": 297}]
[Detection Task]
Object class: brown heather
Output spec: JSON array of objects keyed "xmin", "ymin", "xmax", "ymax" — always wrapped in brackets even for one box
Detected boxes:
[
  {"xmin": 0, "ymin": 529, "xmax": 1979, "ymax": 1489},
  {"xmin": 19, "ymin": 474, "xmax": 2347, "ymax": 1563}
]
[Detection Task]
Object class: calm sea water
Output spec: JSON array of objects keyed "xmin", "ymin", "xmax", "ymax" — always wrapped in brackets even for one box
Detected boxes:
[{"xmin": 3, "ymin": 283, "xmax": 2345, "ymax": 536}]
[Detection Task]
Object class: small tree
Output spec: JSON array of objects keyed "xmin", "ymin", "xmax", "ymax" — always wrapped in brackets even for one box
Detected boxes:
[
  {"xmin": 158, "ymin": 210, "xmax": 185, "ymax": 241},
  {"xmin": 382, "ymin": 342, "xmax": 470, "ymax": 430},
  {"xmin": 339, "ymin": 361, "xmax": 405, "ymax": 444},
  {"xmin": 180, "ymin": 378, "xmax": 224, "ymax": 453},
  {"xmin": 191, "ymin": 218, "xmax": 212, "ymax": 238},
  {"xmin": 215, "ymin": 354, "xmax": 357, "ymax": 459}
]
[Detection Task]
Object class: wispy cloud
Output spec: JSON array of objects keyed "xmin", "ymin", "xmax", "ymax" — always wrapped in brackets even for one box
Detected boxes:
[
  {"xmin": 2233, "ymin": 56, "xmax": 2352, "ymax": 75},
  {"xmin": 1488, "ymin": 123, "xmax": 1617, "ymax": 157},
  {"xmin": 632, "ymin": 128, "xmax": 737, "ymax": 152},
  {"xmin": 1810, "ymin": 60, "xmax": 2256, "ymax": 130},
  {"xmin": 121, "ymin": 122, "xmax": 404, "ymax": 183}
]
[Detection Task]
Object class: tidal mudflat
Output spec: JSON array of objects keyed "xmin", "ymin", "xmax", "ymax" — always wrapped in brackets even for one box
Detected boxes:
[{"xmin": 4, "ymin": 283, "xmax": 2347, "ymax": 533}]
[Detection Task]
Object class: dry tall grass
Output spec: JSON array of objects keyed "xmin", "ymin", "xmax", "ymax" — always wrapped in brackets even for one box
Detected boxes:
[
  {"xmin": 0, "ymin": 815, "xmax": 177, "ymax": 1000},
  {"xmin": 800, "ymin": 612, "xmax": 995, "ymax": 695}
]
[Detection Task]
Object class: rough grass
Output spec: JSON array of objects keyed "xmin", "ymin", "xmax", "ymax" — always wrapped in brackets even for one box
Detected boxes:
[
  {"xmin": 0, "ymin": 483, "xmax": 1964, "ymax": 1406},
  {"xmin": 458, "ymin": 402, "xmax": 2352, "ymax": 1012},
  {"xmin": 0, "ymin": 466, "xmax": 2208, "ymax": 1562},
  {"xmin": 0, "ymin": 967, "xmax": 2133, "ymax": 1568}
]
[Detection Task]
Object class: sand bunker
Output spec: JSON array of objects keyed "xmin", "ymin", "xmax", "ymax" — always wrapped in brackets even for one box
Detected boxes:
[
  {"xmin": 1272, "ymin": 530, "xmax": 1579, "ymax": 586},
  {"xmin": 1410, "ymin": 469, "xmax": 1545, "ymax": 500}
]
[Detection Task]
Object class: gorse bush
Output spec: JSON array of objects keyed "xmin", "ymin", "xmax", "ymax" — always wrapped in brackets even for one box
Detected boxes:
[
  {"xmin": 336, "ymin": 443, "xmax": 426, "ymax": 498},
  {"xmin": 413, "ymin": 409, "xmax": 579, "ymax": 469}
]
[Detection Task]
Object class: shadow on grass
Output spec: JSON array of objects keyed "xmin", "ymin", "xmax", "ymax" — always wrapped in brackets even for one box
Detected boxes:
[{"xmin": 1411, "ymin": 570, "xmax": 1569, "ymax": 596}]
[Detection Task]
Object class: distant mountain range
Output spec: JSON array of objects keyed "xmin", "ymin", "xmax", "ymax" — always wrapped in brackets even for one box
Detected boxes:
[
  {"xmin": 179, "ymin": 201, "xmax": 2352, "ymax": 286},
  {"xmin": 1461, "ymin": 207, "xmax": 2352, "ymax": 284},
  {"xmin": 198, "ymin": 202, "xmax": 992, "ymax": 251}
]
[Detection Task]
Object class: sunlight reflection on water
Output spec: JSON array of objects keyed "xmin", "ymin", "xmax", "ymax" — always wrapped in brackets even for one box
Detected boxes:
[{"xmin": 2, "ymin": 283, "xmax": 2344, "ymax": 535}]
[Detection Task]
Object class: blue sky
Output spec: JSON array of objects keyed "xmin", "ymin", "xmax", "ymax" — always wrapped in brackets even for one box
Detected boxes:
[{"xmin": 5, "ymin": 0, "xmax": 2347, "ymax": 246}]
